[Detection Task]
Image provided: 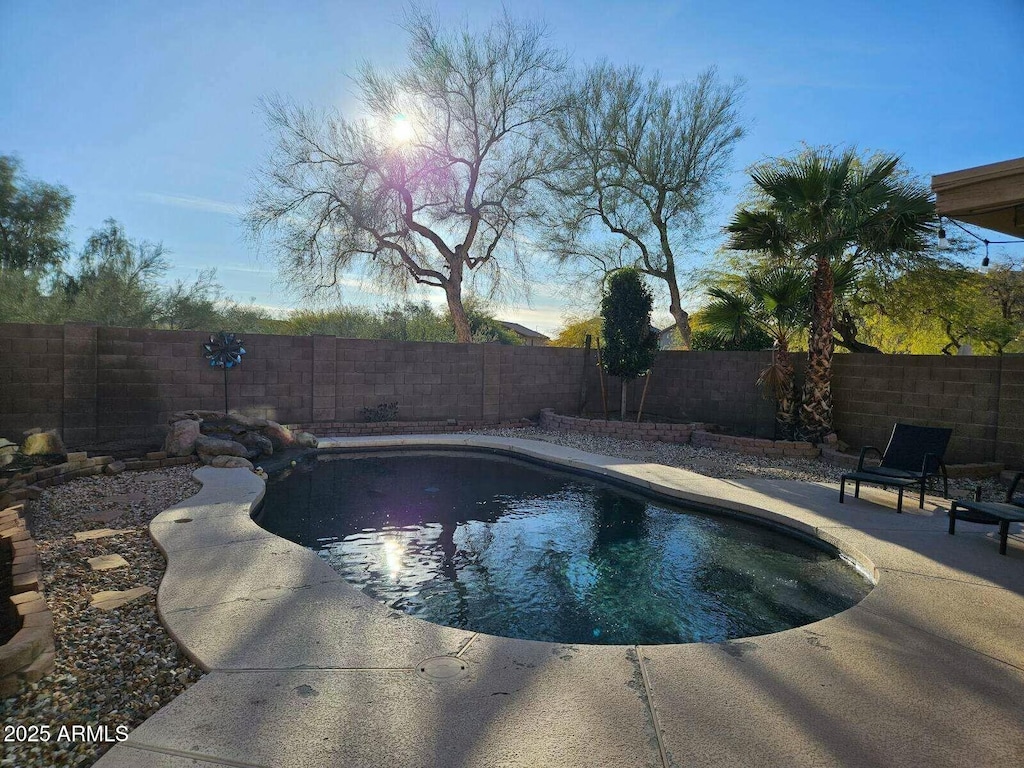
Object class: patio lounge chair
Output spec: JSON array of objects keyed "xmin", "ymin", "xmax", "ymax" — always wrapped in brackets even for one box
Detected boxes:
[
  {"xmin": 839, "ymin": 423, "xmax": 952, "ymax": 513},
  {"xmin": 948, "ymin": 472, "xmax": 1024, "ymax": 555}
]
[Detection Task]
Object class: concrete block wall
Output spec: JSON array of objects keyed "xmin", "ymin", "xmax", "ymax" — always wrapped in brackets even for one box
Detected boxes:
[
  {"xmin": 331, "ymin": 338, "xmax": 484, "ymax": 423},
  {"xmin": 995, "ymin": 356, "xmax": 1024, "ymax": 469},
  {"xmin": 0, "ymin": 324, "xmax": 64, "ymax": 440},
  {"xmin": 638, "ymin": 351, "xmax": 779, "ymax": 438},
  {"xmin": 89, "ymin": 328, "xmax": 313, "ymax": 442},
  {"xmin": 497, "ymin": 345, "xmax": 588, "ymax": 422},
  {"xmin": 831, "ymin": 354, "xmax": 1002, "ymax": 465},
  {"xmin": 0, "ymin": 322, "xmax": 1022, "ymax": 467}
]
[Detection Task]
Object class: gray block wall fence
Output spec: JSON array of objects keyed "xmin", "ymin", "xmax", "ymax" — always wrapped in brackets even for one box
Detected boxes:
[{"xmin": 0, "ymin": 322, "xmax": 1021, "ymax": 467}]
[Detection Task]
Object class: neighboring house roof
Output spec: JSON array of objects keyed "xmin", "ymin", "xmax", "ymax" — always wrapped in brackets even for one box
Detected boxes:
[{"xmin": 498, "ymin": 321, "xmax": 550, "ymax": 340}]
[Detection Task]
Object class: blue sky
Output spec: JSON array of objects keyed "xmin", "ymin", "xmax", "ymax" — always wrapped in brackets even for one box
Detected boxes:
[{"xmin": 2, "ymin": 0, "xmax": 1022, "ymax": 334}]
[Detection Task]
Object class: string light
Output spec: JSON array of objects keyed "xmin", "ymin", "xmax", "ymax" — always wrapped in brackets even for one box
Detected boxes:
[{"xmin": 939, "ymin": 216, "xmax": 1024, "ymax": 268}]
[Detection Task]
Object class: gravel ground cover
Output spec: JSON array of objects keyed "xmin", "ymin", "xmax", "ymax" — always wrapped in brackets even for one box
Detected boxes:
[
  {"xmin": 466, "ymin": 426, "xmax": 1007, "ymax": 500},
  {"xmin": 1, "ymin": 465, "xmax": 203, "ymax": 768}
]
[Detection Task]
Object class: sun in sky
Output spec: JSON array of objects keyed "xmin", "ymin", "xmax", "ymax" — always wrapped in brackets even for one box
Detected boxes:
[{"xmin": 392, "ymin": 114, "xmax": 415, "ymax": 144}]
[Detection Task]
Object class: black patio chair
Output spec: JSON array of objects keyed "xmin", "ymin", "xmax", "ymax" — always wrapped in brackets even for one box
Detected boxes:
[
  {"xmin": 839, "ymin": 423, "xmax": 952, "ymax": 513},
  {"xmin": 948, "ymin": 472, "xmax": 1024, "ymax": 555}
]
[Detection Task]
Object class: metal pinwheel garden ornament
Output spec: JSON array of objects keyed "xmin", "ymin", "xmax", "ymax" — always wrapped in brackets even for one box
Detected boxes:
[{"xmin": 202, "ymin": 331, "xmax": 246, "ymax": 413}]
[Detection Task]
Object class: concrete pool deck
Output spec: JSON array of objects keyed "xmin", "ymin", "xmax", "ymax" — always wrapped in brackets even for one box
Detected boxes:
[{"xmin": 95, "ymin": 435, "xmax": 1024, "ymax": 768}]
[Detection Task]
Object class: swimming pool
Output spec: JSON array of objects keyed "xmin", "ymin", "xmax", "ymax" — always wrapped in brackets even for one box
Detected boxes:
[{"xmin": 254, "ymin": 450, "xmax": 872, "ymax": 644}]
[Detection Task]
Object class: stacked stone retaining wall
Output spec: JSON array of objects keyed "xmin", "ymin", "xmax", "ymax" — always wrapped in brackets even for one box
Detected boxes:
[
  {"xmin": 1, "ymin": 502, "xmax": 53, "ymax": 697},
  {"xmin": 689, "ymin": 430, "xmax": 820, "ymax": 459},
  {"xmin": 539, "ymin": 409, "xmax": 700, "ymax": 444}
]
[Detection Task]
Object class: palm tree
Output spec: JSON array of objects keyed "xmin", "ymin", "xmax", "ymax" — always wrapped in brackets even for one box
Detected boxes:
[
  {"xmin": 703, "ymin": 266, "xmax": 809, "ymax": 439},
  {"xmin": 725, "ymin": 149, "xmax": 934, "ymax": 441}
]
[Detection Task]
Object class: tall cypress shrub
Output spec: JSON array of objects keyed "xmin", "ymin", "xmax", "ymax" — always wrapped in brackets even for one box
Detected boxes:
[{"xmin": 600, "ymin": 268, "xmax": 659, "ymax": 419}]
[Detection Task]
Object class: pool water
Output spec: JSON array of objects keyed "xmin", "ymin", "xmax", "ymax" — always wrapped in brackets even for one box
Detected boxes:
[{"xmin": 254, "ymin": 451, "xmax": 872, "ymax": 645}]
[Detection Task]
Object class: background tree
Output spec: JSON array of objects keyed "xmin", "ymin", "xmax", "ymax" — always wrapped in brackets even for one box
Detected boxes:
[
  {"xmin": 548, "ymin": 65, "xmax": 744, "ymax": 348},
  {"xmin": 854, "ymin": 256, "xmax": 1024, "ymax": 354},
  {"xmin": 56, "ymin": 219, "xmax": 169, "ymax": 327},
  {"xmin": 600, "ymin": 268, "xmax": 659, "ymax": 419},
  {"xmin": 157, "ymin": 269, "xmax": 223, "ymax": 330},
  {"xmin": 248, "ymin": 7, "xmax": 566, "ymax": 343},
  {"xmin": 0, "ymin": 155, "xmax": 73, "ymax": 273},
  {"xmin": 726, "ymin": 148, "xmax": 934, "ymax": 440},
  {"xmin": 549, "ymin": 315, "xmax": 603, "ymax": 348}
]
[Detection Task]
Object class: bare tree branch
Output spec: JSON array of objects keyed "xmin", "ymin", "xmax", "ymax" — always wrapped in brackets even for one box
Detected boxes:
[{"xmin": 247, "ymin": 7, "xmax": 566, "ymax": 342}]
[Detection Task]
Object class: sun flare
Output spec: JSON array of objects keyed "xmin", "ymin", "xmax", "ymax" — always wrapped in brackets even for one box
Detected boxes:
[{"xmin": 392, "ymin": 114, "xmax": 414, "ymax": 144}]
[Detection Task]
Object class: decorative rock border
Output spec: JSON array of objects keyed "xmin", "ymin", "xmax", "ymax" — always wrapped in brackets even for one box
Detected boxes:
[
  {"xmin": 2, "ymin": 453, "xmax": 111, "ymax": 510},
  {"xmin": 1, "ymin": 501, "xmax": 54, "ymax": 697},
  {"xmin": 121, "ymin": 452, "xmax": 198, "ymax": 472},
  {"xmin": 0, "ymin": 449, "xmax": 199, "ymax": 699},
  {"xmin": 539, "ymin": 409, "xmax": 703, "ymax": 444},
  {"xmin": 690, "ymin": 429, "xmax": 821, "ymax": 459}
]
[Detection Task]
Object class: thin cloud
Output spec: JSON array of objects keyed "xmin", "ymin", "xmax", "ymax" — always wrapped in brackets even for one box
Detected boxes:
[{"xmin": 139, "ymin": 192, "xmax": 242, "ymax": 216}]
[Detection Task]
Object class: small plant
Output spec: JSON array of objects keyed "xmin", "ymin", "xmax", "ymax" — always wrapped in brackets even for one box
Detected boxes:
[{"xmin": 360, "ymin": 402, "xmax": 399, "ymax": 422}]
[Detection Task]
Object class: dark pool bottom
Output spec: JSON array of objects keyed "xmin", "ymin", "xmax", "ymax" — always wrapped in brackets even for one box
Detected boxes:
[{"xmin": 254, "ymin": 450, "xmax": 873, "ymax": 645}]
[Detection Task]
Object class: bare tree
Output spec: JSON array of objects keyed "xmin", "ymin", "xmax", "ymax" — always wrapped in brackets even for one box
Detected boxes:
[
  {"xmin": 547, "ymin": 65, "xmax": 744, "ymax": 348},
  {"xmin": 247, "ymin": 7, "xmax": 566, "ymax": 342}
]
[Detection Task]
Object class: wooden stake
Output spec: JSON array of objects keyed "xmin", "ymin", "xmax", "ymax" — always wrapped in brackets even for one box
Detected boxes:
[
  {"xmin": 578, "ymin": 334, "xmax": 592, "ymax": 416},
  {"xmin": 636, "ymin": 369, "xmax": 652, "ymax": 423},
  {"xmin": 595, "ymin": 335, "xmax": 608, "ymax": 420}
]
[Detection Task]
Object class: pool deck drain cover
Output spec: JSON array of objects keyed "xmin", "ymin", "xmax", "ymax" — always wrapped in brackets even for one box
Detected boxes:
[{"xmin": 416, "ymin": 656, "xmax": 468, "ymax": 681}]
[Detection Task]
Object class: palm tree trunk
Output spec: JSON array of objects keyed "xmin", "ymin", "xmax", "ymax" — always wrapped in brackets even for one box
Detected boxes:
[
  {"xmin": 620, "ymin": 379, "xmax": 628, "ymax": 420},
  {"xmin": 775, "ymin": 342, "xmax": 798, "ymax": 440},
  {"xmin": 800, "ymin": 255, "xmax": 835, "ymax": 441}
]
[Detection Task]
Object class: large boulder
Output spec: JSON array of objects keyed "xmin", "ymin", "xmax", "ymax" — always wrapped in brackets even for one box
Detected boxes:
[
  {"xmin": 263, "ymin": 421, "xmax": 295, "ymax": 450},
  {"xmin": 0, "ymin": 438, "xmax": 17, "ymax": 468},
  {"xmin": 21, "ymin": 430, "xmax": 66, "ymax": 457},
  {"xmin": 169, "ymin": 409, "xmax": 226, "ymax": 424},
  {"xmin": 225, "ymin": 413, "xmax": 270, "ymax": 430},
  {"xmin": 237, "ymin": 432, "xmax": 273, "ymax": 458},
  {"xmin": 164, "ymin": 419, "xmax": 202, "ymax": 457},
  {"xmin": 194, "ymin": 435, "xmax": 249, "ymax": 462},
  {"xmin": 294, "ymin": 431, "xmax": 319, "ymax": 449},
  {"xmin": 209, "ymin": 455, "xmax": 254, "ymax": 470}
]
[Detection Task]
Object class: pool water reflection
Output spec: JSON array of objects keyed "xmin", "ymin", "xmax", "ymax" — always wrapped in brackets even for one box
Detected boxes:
[{"xmin": 254, "ymin": 451, "xmax": 872, "ymax": 645}]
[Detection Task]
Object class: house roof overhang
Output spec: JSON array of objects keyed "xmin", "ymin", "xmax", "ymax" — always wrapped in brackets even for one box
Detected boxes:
[{"xmin": 932, "ymin": 157, "xmax": 1024, "ymax": 239}]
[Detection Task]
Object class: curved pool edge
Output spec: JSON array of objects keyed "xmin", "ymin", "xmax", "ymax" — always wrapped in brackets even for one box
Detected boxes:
[
  {"xmin": 148, "ymin": 434, "xmax": 887, "ymax": 674},
  {"xmin": 102, "ymin": 434, "xmax": 1024, "ymax": 768}
]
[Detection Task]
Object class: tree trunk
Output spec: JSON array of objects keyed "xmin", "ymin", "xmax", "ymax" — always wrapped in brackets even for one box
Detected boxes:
[
  {"xmin": 620, "ymin": 379, "xmax": 628, "ymax": 421},
  {"xmin": 800, "ymin": 256, "xmax": 836, "ymax": 442},
  {"xmin": 834, "ymin": 309, "xmax": 882, "ymax": 353},
  {"xmin": 445, "ymin": 278, "xmax": 472, "ymax": 344},
  {"xmin": 774, "ymin": 342, "xmax": 798, "ymax": 440},
  {"xmin": 667, "ymin": 280, "xmax": 692, "ymax": 350}
]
